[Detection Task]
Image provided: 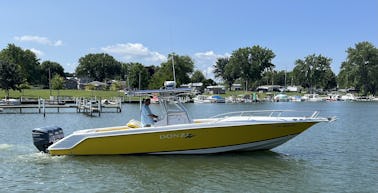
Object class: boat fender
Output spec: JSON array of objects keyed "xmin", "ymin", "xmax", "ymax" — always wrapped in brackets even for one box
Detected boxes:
[
  {"xmin": 32, "ymin": 126, "xmax": 64, "ymax": 153},
  {"xmin": 127, "ymin": 119, "xmax": 142, "ymax": 128}
]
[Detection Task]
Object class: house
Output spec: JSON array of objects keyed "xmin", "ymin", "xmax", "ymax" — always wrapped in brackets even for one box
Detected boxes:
[
  {"xmin": 286, "ymin": 86, "xmax": 301, "ymax": 92},
  {"xmin": 205, "ymin": 85, "xmax": 226, "ymax": 94},
  {"xmin": 77, "ymin": 77, "xmax": 93, "ymax": 90},
  {"xmin": 256, "ymin": 85, "xmax": 283, "ymax": 92},
  {"xmin": 64, "ymin": 78, "xmax": 78, "ymax": 89},
  {"xmin": 180, "ymin": 82, "xmax": 203, "ymax": 94},
  {"xmin": 87, "ymin": 81, "xmax": 107, "ymax": 90},
  {"xmin": 231, "ymin": 84, "xmax": 242, "ymax": 91}
]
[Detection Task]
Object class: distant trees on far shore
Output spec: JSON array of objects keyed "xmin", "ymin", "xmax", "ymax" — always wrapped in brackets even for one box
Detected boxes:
[{"xmin": 0, "ymin": 41, "xmax": 377, "ymax": 95}]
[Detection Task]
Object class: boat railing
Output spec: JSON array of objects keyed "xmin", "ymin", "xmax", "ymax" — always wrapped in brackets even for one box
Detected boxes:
[{"xmin": 211, "ymin": 110, "xmax": 320, "ymax": 119}]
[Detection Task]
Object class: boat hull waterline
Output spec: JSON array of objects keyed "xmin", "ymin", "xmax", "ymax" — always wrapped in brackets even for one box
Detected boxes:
[{"xmin": 48, "ymin": 121, "xmax": 317, "ymax": 155}]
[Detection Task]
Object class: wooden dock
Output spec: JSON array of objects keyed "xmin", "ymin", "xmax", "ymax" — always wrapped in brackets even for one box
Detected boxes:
[{"xmin": 0, "ymin": 98, "xmax": 122, "ymax": 116}]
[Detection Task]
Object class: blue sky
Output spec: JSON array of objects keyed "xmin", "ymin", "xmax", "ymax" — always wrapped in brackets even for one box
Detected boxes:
[{"xmin": 1, "ymin": 0, "xmax": 377, "ymax": 79}]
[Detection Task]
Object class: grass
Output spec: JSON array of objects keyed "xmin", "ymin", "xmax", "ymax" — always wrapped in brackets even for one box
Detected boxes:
[
  {"xmin": 1, "ymin": 89, "xmax": 124, "ymax": 99},
  {"xmin": 1, "ymin": 88, "xmax": 305, "ymax": 100}
]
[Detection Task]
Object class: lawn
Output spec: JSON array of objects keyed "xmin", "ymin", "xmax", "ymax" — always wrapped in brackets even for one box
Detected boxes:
[{"xmin": 1, "ymin": 89, "xmax": 124, "ymax": 99}]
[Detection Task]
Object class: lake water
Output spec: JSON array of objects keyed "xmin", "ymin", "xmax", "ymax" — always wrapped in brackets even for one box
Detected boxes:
[{"xmin": 1, "ymin": 102, "xmax": 377, "ymax": 192}]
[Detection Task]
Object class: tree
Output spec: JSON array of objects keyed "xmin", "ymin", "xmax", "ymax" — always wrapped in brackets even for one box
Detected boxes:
[
  {"xmin": 149, "ymin": 53, "xmax": 194, "ymax": 88},
  {"xmin": 338, "ymin": 42, "xmax": 378, "ymax": 95},
  {"xmin": 110, "ymin": 81, "xmax": 122, "ymax": 91},
  {"xmin": 213, "ymin": 57, "xmax": 237, "ymax": 90},
  {"xmin": 51, "ymin": 75, "xmax": 64, "ymax": 90},
  {"xmin": 223, "ymin": 60, "xmax": 241, "ymax": 90},
  {"xmin": 0, "ymin": 60, "xmax": 23, "ymax": 98},
  {"xmin": 227, "ymin": 45, "xmax": 275, "ymax": 90},
  {"xmin": 127, "ymin": 63, "xmax": 149, "ymax": 89},
  {"xmin": 51, "ymin": 74, "xmax": 64, "ymax": 96},
  {"xmin": 191, "ymin": 70, "xmax": 206, "ymax": 83},
  {"xmin": 293, "ymin": 54, "xmax": 335, "ymax": 91},
  {"xmin": 259, "ymin": 70, "xmax": 288, "ymax": 86},
  {"xmin": 213, "ymin": 57, "xmax": 229, "ymax": 79},
  {"xmin": 75, "ymin": 53, "xmax": 121, "ymax": 81},
  {"xmin": 40, "ymin": 61, "xmax": 65, "ymax": 88},
  {"xmin": 0, "ymin": 44, "xmax": 40, "ymax": 85}
]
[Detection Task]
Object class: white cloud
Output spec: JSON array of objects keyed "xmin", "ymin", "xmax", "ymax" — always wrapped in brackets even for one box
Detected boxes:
[
  {"xmin": 14, "ymin": 35, "xmax": 63, "ymax": 46},
  {"xmin": 101, "ymin": 43, "xmax": 166, "ymax": 64},
  {"xmin": 29, "ymin": 48, "xmax": 44, "ymax": 57},
  {"xmin": 193, "ymin": 50, "xmax": 230, "ymax": 80}
]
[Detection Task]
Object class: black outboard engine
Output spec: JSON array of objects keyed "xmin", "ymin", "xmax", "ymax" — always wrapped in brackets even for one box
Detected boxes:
[{"xmin": 32, "ymin": 126, "xmax": 64, "ymax": 153}]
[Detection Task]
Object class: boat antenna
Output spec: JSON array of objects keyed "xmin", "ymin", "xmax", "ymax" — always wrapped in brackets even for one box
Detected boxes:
[{"xmin": 171, "ymin": 53, "xmax": 176, "ymax": 85}]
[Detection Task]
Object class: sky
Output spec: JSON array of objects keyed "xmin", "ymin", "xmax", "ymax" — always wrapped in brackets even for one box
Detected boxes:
[{"xmin": 1, "ymin": 0, "xmax": 377, "ymax": 80}]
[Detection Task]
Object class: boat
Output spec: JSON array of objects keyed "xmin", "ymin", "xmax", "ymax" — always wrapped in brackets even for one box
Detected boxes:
[
  {"xmin": 301, "ymin": 94, "xmax": 324, "ymax": 102},
  {"xmin": 340, "ymin": 93, "xmax": 356, "ymax": 101},
  {"xmin": 290, "ymin": 95, "xmax": 303, "ymax": 102},
  {"xmin": 207, "ymin": 95, "xmax": 225, "ymax": 103},
  {"xmin": 274, "ymin": 93, "xmax": 289, "ymax": 102},
  {"xmin": 32, "ymin": 86, "xmax": 335, "ymax": 156},
  {"xmin": 0, "ymin": 98, "xmax": 21, "ymax": 105},
  {"xmin": 192, "ymin": 95, "xmax": 212, "ymax": 103}
]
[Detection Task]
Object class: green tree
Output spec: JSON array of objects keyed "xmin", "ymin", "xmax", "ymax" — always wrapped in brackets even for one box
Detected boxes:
[
  {"xmin": 110, "ymin": 81, "xmax": 122, "ymax": 91},
  {"xmin": 40, "ymin": 61, "xmax": 65, "ymax": 88},
  {"xmin": 75, "ymin": 53, "xmax": 121, "ymax": 81},
  {"xmin": 127, "ymin": 63, "xmax": 149, "ymax": 89},
  {"xmin": 259, "ymin": 70, "xmax": 288, "ymax": 87},
  {"xmin": 337, "ymin": 61, "xmax": 356, "ymax": 89},
  {"xmin": 293, "ymin": 54, "xmax": 335, "ymax": 91},
  {"xmin": 149, "ymin": 53, "xmax": 194, "ymax": 88},
  {"xmin": 213, "ymin": 57, "xmax": 238, "ymax": 90},
  {"xmin": 120, "ymin": 62, "xmax": 130, "ymax": 80},
  {"xmin": 0, "ymin": 60, "xmax": 23, "ymax": 98},
  {"xmin": 228, "ymin": 45, "xmax": 275, "ymax": 90},
  {"xmin": 338, "ymin": 42, "xmax": 378, "ymax": 95},
  {"xmin": 213, "ymin": 57, "xmax": 229, "ymax": 79},
  {"xmin": 191, "ymin": 70, "xmax": 206, "ymax": 83},
  {"xmin": 223, "ymin": 60, "xmax": 241, "ymax": 90},
  {"xmin": 51, "ymin": 75, "xmax": 64, "ymax": 90},
  {"xmin": 0, "ymin": 44, "xmax": 40, "ymax": 85}
]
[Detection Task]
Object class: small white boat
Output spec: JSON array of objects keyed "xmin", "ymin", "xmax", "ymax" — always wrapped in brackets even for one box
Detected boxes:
[
  {"xmin": 274, "ymin": 94, "xmax": 289, "ymax": 102},
  {"xmin": 32, "ymin": 87, "xmax": 335, "ymax": 156},
  {"xmin": 193, "ymin": 95, "xmax": 212, "ymax": 103},
  {"xmin": 302, "ymin": 94, "xmax": 324, "ymax": 102},
  {"xmin": 0, "ymin": 98, "xmax": 21, "ymax": 105},
  {"xmin": 340, "ymin": 93, "xmax": 356, "ymax": 101},
  {"xmin": 290, "ymin": 95, "xmax": 303, "ymax": 102}
]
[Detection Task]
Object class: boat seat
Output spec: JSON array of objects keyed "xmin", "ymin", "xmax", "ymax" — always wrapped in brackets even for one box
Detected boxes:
[{"xmin": 127, "ymin": 119, "xmax": 142, "ymax": 128}]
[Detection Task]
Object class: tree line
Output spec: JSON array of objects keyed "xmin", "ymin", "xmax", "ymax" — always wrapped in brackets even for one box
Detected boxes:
[
  {"xmin": 1, "ymin": 41, "xmax": 377, "ymax": 97},
  {"xmin": 214, "ymin": 41, "xmax": 378, "ymax": 95}
]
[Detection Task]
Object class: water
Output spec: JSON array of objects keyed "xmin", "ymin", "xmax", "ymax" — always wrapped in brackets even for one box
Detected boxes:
[{"xmin": 1, "ymin": 102, "xmax": 377, "ymax": 192}]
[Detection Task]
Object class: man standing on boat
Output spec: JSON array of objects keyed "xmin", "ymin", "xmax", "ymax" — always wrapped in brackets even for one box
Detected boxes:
[{"xmin": 141, "ymin": 98, "xmax": 158, "ymax": 127}]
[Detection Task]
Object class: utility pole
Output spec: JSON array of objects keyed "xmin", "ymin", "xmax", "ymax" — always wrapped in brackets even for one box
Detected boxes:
[
  {"xmin": 171, "ymin": 53, "xmax": 176, "ymax": 84},
  {"xmin": 49, "ymin": 68, "xmax": 52, "ymax": 96}
]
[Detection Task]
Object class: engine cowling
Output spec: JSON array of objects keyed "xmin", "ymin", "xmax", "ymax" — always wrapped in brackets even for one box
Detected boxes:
[{"xmin": 32, "ymin": 126, "xmax": 64, "ymax": 153}]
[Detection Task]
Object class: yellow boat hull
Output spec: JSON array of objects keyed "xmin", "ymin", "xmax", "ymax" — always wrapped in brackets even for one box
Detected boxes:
[{"xmin": 49, "ymin": 122, "xmax": 316, "ymax": 155}]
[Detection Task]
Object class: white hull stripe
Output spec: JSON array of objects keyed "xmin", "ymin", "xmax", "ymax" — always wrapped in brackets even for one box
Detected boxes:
[{"xmin": 149, "ymin": 134, "xmax": 297, "ymax": 154}]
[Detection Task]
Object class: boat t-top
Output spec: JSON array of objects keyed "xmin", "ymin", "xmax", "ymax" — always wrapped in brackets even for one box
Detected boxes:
[{"xmin": 32, "ymin": 82, "xmax": 335, "ymax": 155}]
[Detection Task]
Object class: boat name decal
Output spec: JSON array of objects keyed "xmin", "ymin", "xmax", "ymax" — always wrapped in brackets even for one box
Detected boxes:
[{"xmin": 160, "ymin": 133, "xmax": 195, "ymax": 140}]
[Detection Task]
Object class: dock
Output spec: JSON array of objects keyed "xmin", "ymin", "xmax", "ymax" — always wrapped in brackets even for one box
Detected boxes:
[{"xmin": 0, "ymin": 97, "xmax": 122, "ymax": 116}]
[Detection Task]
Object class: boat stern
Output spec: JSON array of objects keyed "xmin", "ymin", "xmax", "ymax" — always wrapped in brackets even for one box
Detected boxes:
[{"xmin": 32, "ymin": 126, "xmax": 64, "ymax": 153}]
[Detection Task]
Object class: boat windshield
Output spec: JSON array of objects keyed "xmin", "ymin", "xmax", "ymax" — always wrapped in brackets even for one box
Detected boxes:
[
  {"xmin": 132, "ymin": 88, "xmax": 193, "ymax": 126},
  {"xmin": 154, "ymin": 97, "xmax": 192, "ymax": 126}
]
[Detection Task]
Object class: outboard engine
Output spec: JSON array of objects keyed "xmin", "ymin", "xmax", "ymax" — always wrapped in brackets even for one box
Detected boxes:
[{"xmin": 32, "ymin": 126, "xmax": 64, "ymax": 153}]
